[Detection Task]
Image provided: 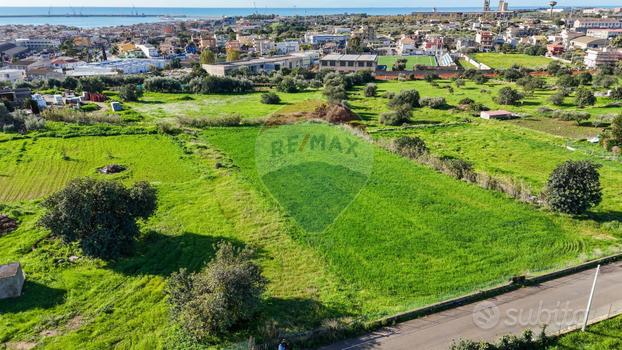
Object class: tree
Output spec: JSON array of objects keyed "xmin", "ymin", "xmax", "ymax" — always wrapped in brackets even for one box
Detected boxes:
[
  {"xmin": 575, "ymin": 88, "xmax": 596, "ymax": 108},
  {"xmin": 79, "ymin": 77, "xmax": 105, "ymax": 93},
  {"xmin": 226, "ymin": 48, "xmax": 240, "ymax": 62},
  {"xmin": 547, "ymin": 61, "xmax": 562, "ymax": 75},
  {"xmin": 260, "ymin": 92, "xmax": 281, "ymax": 104},
  {"xmin": 494, "ymin": 87, "xmax": 523, "ymax": 105},
  {"xmin": 549, "ymin": 92, "xmax": 565, "ymax": 106},
  {"xmin": 276, "ymin": 76, "xmax": 298, "ymax": 93},
  {"xmin": 557, "ymin": 74, "xmax": 578, "ymax": 88},
  {"xmin": 39, "ymin": 178, "xmax": 157, "ymax": 259},
  {"xmin": 165, "ymin": 242, "xmax": 266, "ymax": 339},
  {"xmin": 611, "ymin": 87, "xmax": 622, "ymax": 100},
  {"xmin": 388, "ymin": 89, "xmax": 420, "ymax": 109},
  {"xmin": 199, "ymin": 49, "xmax": 216, "ymax": 65},
  {"xmin": 380, "ymin": 106, "xmax": 412, "ymax": 126},
  {"xmin": 546, "ymin": 160, "xmax": 602, "ymax": 215},
  {"xmin": 62, "ymin": 76, "xmax": 79, "ymax": 90},
  {"xmin": 576, "ymin": 72, "xmax": 593, "ymax": 85},
  {"xmin": 364, "ymin": 83, "xmax": 377, "ymax": 97},
  {"xmin": 119, "ymin": 84, "xmax": 143, "ymax": 102}
]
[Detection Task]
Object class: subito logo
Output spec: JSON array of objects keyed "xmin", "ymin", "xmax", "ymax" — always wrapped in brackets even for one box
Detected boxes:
[{"xmin": 472, "ymin": 301, "xmax": 500, "ymax": 330}]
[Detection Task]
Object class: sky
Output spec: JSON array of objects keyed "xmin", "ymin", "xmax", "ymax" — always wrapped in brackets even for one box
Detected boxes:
[{"xmin": 0, "ymin": 0, "xmax": 617, "ymax": 7}]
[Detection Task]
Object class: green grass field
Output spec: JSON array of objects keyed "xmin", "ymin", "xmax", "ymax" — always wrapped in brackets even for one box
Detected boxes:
[
  {"xmin": 127, "ymin": 90, "xmax": 323, "ymax": 120},
  {"xmin": 552, "ymin": 315, "xmax": 622, "ymax": 349},
  {"xmin": 202, "ymin": 127, "xmax": 618, "ymax": 316},
  {"xmin": 378, "ymin": 55, "xmax": 438, "ymax": 71},
  {"xmin": 470, "ymin": 53, "xmax": 553, "ymax": 70}
]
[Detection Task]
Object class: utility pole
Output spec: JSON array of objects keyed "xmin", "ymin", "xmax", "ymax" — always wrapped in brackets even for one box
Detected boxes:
[{"xmin": 582, "ymin": 265, "xmax": 600, "ymax": 331}]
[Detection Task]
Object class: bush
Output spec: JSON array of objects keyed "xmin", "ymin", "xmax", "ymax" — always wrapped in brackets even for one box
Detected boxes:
[
  {"xmin": 393, "ymin": 136, "xmax": 428, "ymax": 158},
  {"xmin": 260, "ymin": 92, "xmax": 281, "ymax": 104},
  {"xmin": 383, "ymin": 91, "xmax": 395, "ymax": 99},
  {"xmin": 451, "ymin": 329, "xmax": 551, "ymax": 350},
  {"xmin": 323, "ymin": 80, "xmax": 347, "ymax": 104},
  {"xmin": 276, "ymin": 76, "xmax": 298, "ymax": 93},
  {"xmin": 551, "ymin": 110, "xmax": 590, "ymax": 125},
  {"xmin": 380, "ymin": 106, "xmax": 411, "ymax": 126},
  {"xmin": 549, "ymin": 92, "xmax": 565, "ymax": 106},
  {"xmin": 388, "ymin": 89, "xmax": 420, "ymax": 109},
  {"xmin": 165, "ymin": 242, "xmax": 266, "ymax": 340},
  {"xmin": 79, "ymin": 103, "xmax": 100, "ymax": 112},
  {"xmin": 144, "ymin": 77, "xmax": 182, "ymax": 93},
  {"xmin": 39, "ymin": 178, "xmax": 157, "ymax": 259},
  {"xmin": 178, "ymin": 114, "xmax": 241, "ymax": 128},
  {"xmin": 119, "ymin": 84, "xmax": 143, "ymax": 102},
  {"xmin": 494, "ymin": 87, "xmax": 523, "ymax": 105},
  {"xmin": 364, "ymin": 83, "xmax": 377, "ymax": 97},
  {"xmin": 187, "ymin": 75, "xmax": 254, "ymax": 94},
  {"xmin": 546, "ymin": 160, "xmax": 602, "ymax": 215},
  {"xmin": 575, "ymin": 88, "xmax": 596, "ymax": 108},
  {"xmin": 611, "ymin": 87, "xmax": 622, "ymax": 100},
  {"xmin": 420, "ymin": 97, "xmax": 446, "ymax": 109}
]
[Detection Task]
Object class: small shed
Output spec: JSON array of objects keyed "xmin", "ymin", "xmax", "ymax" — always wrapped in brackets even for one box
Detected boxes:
[
  {"xmin": 480, "ymin": 110, "xmax": 514, "ymax": 120},
  {"xmin": 0, "ymin": 262, "xmax": 25, "ymax": 299},
  {"xmin": 110, "ymin": 102, "xmax": 123, "ymax": 112}
]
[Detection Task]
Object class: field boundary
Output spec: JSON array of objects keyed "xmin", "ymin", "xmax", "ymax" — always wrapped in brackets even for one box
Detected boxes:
[{"xmin": 281, "ymin": 252, "xmax": 622, "ymax": 348}]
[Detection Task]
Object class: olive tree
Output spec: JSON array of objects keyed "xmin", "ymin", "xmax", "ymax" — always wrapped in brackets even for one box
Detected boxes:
[
  {"xmin": 546, "ymin": 160, "xmax": 602, "ymax": 215},
  {"xmin": 39, "ymin": 178, "xmax": 157, "ymax": 259}
]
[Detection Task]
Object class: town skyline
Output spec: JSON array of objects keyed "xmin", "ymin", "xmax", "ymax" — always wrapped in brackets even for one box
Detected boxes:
[{"xmin": 2, "ymin": 1, "xmax": 621, "ymax": 9}]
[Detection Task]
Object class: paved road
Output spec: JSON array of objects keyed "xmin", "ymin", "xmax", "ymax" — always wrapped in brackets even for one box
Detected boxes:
[{"xmin": 322, "ymin": 261, "xmax": 622, "ymax": 350}]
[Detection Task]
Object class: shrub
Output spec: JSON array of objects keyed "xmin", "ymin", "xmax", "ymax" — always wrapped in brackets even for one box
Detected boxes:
[
  {"xmin": 276, "ymin": 76, "xmax": 298, "ymax": 93},
  {"xmin": 451, "ymin": 329, "xmax": 551, "ymax": 350},
  {"xmin": 119, "ymin": 84, "xmax": 143, "ymax": 102},
  {"xmin": 549, "ymin": 92, "xmax": 565, "ymax": 106},
  {"xmin": 383, "ymin": 91, "xmax": 395, "ymax": 99},
  {"xmin": 388, "ymin": 89, "xmax": 420, "ymax": 109},
  {"xmin": 380, "ymin": 106, "xmax": 411, "ymax": 126},
  {"xmin": 144, "ymin": 77, "xmax": 182, "ymax": 93},
  {"xmin": 178, "ymin": 114, "xmax": 241, "ymax": 128},
  {"xmin": 575, "ymin": 88, "xmax": 596, "ymax": 108},
  {"xmin": 494, "ymin": 87, "xmax": 523, "ymax": 105},
  {"xmin": 41, "ymin": 108, "xmax": 120, "ymax": 124},
  {"xmin": 364, "ymin": 83, "xmax": 377, "ymax": 97},
  {"xmin": 611, "ymin": 87, "xmax": 622, "ymax": 100},
  {"xmin": 420, "ymin": 97, "xmax": 446, "ymax": 109},
  {"xmin": 323, "ymin": 80, "xmax": 347, "ymax": 104},
  {"xmin": 557, "ymin": 74, "xmax": 578, "ymax": 88},
  {"xmin": 260, "ymin": 92, "xmax": 281, "ymax": 104},
  {"xmin": 165, "ymin": 242, "xmax": 266, "ymax": 339},
  {"xmin": 187, "ymin": 75, "xmax": 253, "ymax": 94},
  {"xmin": 551, "ymin": 110, "xmax": 590, "ymax": 125},
  {"xmin": 610, "ymin": 114, "xmax": 622, "ymax": 146},
  {"xmin": 156, "ymin": 120, "xmax": 182, "ymax": 135},
  {"xmin": 393, "ymin": 136, "xmax": 428, "ymax": 158},
  {"xmin": 39, "ymin": 178, "xmax": 157, "ymax": 259},
  {"xmin": 454, "ymin": 79, "xmax": 465, "ymax": 87},
  {"xmin": 546, "ymin": 160, "xmax": 602, "ymax": 215},
  {"xmin": 441, "ymin": 156, "xmax": 474, "ymax": 181}
]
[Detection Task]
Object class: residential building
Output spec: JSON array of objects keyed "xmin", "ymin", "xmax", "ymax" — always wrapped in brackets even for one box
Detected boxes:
[
  {"xmin": 586, "ymin": 28, "xmax": 622, "ymax": 39},
  {"xmin": 275, "ymin": 41, "xmax": 300, "ymax": 55},
  {"xmin": 569, "ymin": 36, "xmax": 609, "ymax": 50},
  {"xmin": 0, "ymin": 68, "xmax": 26, "ymax": 82},
  {"xmin": 66, "ymin": 59, "xmax": 169, "ymax": 76},
  {"xmin": 584, "ymin": 47, "xmax": 622, "ymax": 68},
  {"xmin": 476, "ymin": 31, "xmax": 494, "ymax": 50},
  {"xmin": 202, "ymin": 54, "xmax": 308, "ymax": 77},
  {"xmin": 304, "ymin": 33, "xmax": 349, "ymax": 46},
  {"xmin": 14, "ymin": 38, "xmax": 60, "ymax": 50},
  {"xmin": 547, "ymin": 43, "xmax": 565, "ymax": 56},
  {"xmin": 319, "ymin": 54, "xmax": 377, "ymax": 73},
  {"xmin": 136, "ymin": 44, "xmax": 159, "ymax": 58},
  {"xmin": 397, "ymin": 36, "xmax": 417, "ymax": 55},
  {"xmin": 573, "ymin": 18, "xmax": 622, "ymax": 32}
]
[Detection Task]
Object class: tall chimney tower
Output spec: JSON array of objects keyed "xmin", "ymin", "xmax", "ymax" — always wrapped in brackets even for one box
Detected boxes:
[{"xmin": 483, "ymin": 0, "xmax": 491, "ymax": 12}]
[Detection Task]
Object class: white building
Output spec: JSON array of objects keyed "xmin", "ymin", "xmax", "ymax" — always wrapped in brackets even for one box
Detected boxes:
[
  {"xmin": 275, "ymin": 41, "xmax": 300, "ymax": 55},
  {"xmin": 66, "ymin": 59, "xmax": 169, "ymax": 77},
  {"xmin": 136, "ymin": 44, "xmax": 159, "ymax": 58},
  {"xmin": 397, "ymin": 36, "xmax": 417, "ymax": 56},
  {"xmin": 14, "ymin": 38, "xmax": 60, "ymax": 50},
  {"xmin": 584, "ymin": 48, "xmax": 622, "ymax": 68},
  {"xmin": 0, "ymin": 69, "xmax": 26, "ymax": 83}
]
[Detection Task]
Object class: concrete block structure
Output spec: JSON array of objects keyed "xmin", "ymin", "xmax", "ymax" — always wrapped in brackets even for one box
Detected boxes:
[{"xmin": 0, "ymin": 262, "xmax": 25, "ymax": 299}]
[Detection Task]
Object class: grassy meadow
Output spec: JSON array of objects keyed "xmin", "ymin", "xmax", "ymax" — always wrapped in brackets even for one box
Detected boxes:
[{"xmin": 470, "ymin": 53, "xmax": 553, "ymax": 69}]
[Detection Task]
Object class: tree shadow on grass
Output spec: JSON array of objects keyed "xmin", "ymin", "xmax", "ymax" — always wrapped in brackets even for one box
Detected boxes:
[
  {"xmin": 0, "ymin": 281, "xmax": 66, "ymax": 313},
  {"xmin": 110, "ymin": 231, "xmax": 246, "ymax": 277},
  {"xmin": 584, "ymin": 211, "xmax": 622, "ymax": 224}
]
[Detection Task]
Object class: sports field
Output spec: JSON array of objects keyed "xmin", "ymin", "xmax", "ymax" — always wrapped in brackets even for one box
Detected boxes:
[{"xmin": 378, "ymin": 55, "xmax": 438, "ymax": 71}]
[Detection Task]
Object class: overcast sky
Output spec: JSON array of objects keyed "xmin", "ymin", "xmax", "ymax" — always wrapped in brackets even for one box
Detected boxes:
[{"xmin": 0, "ymin": 0, "xmax": 617, "ymax": 7}]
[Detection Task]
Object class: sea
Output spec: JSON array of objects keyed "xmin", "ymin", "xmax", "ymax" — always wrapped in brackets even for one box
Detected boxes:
[{"xmin": 0, "ymin": 6, "xmax": 550, "ymax": 28}]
